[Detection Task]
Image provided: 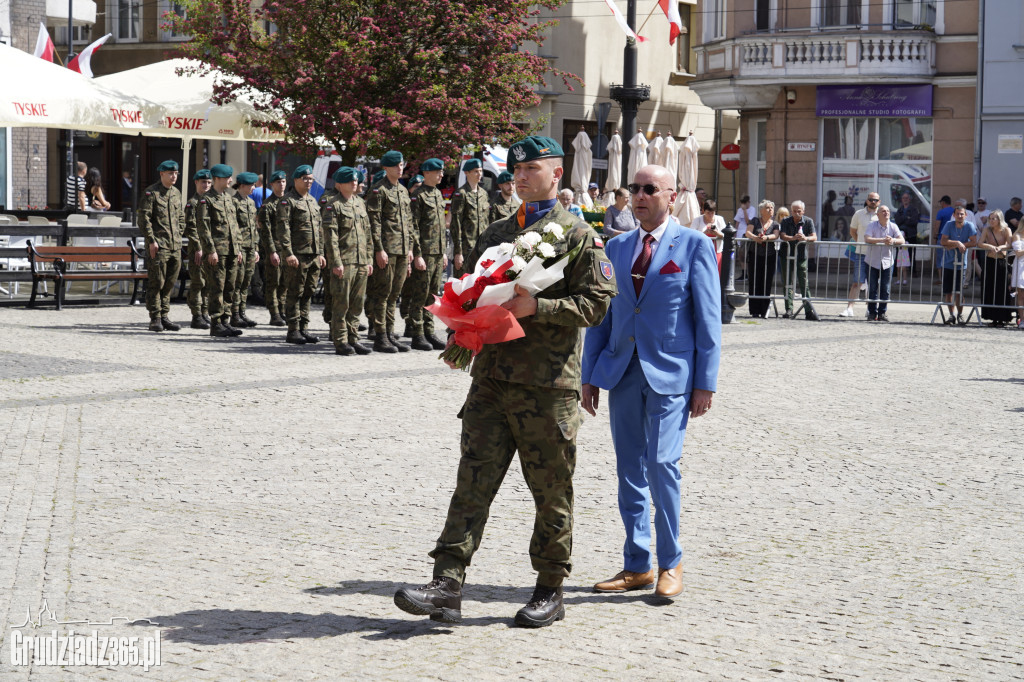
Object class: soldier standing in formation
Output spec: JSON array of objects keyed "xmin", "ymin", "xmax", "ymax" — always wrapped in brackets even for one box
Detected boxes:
[
  {"xmin": 489, "ymin": 170, "xmax": 520, "ymax": 224},
  {"xmin": 404, "ymin": 158, "xmax": 449, "ymax": 352},
  {"xmin": 393, "ymin": 136, "xmax": 617, "ymax": 628},
  {"xmin": 322, "ymin": 166, "xmax": 374, "ymax": 356},
  {"xmin": 138, "ymin": 160, "xmax": 185, "ymax": 332},
  {"xmin": 366, "ymin": 150, "xmax": 414, "ymax": 353},
  {"xmin": 258, "ymin": 170, "xmax": 288, "ymax": 326},
  {"xmin": 196, "ymin": 164, "xmax": 244, "ymax": 338},
  {"xmin": 276, "ymin": 165, "xmax": 325, "ymax": 345},
  {"xmin": 450, "ymin": 158, "xmax": 490, "ymax": 278},
  {"xmin": 184, "ymin": 169, "xmax": 213, "ymax": 329},
  {"xmin": 231, "ymin": 172, "xmax": 261, "ymax": 328}
]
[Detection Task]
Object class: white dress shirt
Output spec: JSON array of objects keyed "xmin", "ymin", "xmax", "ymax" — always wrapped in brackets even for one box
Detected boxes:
[{"xmin": 631, "ymin": 218, "xmax": 670, "ymax": 266}]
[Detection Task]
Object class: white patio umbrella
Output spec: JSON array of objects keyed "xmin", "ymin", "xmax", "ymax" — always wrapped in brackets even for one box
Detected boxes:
[
  {"xmin": 627, "ymin": 131, "xmax": 648, "ymax": 183},
  {"xmin": 662, "ymin": 134, "xmax": 679, "ymax": 189},
  {"xmin": 672, "ymin": 133, "xmax": 701, "ymax": 225},
  {"xmin": 0, "ymin": 43, "xmax": 162, "ymax": 134},
  {"xmin": 647, "ymin": 133, "xmax": 664, "ymax": 166},
  {"xmin": 570, "ymin": 130, "xmax": 593, "ymax": 195},
  {"xmin": 604, "ymin": 132, "xmax": 623, "ymax": 199}
]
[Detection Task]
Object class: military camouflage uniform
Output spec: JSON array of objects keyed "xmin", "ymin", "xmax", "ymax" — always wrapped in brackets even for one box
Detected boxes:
[
  {"xmin": 318, "ymin": 189, "xmax": 338, "ymax": 325},
  {"xmin": 489, "ymin": 193, "xmax": 520, "ymax": 224},
  {"xmin": 405, "ymin": 184, "xmax": 447, "ymax": 336},
  {"xmin": 257, "ymin": 195, "xmax": 286, "ymax": 317},
  {"xmin": 184, "ymin": 191, "xmax": 210, "ymax": 318},
  {"xmin": 365, "ymin": 178, "xmax": 415, "ymax": 335},
  {"xmin": 138, "ymin": 181, "xmax": 184, "ymax": 321},
  {"xmin": 196, "ymin": 187, "xmax": 242, "ymax": 324},
  {"xmin": 232, "ymin": 190, "xmax": 259, "ymax": 317},
  {"xmin": 450, "ymin": 183, "xmax": 490, "ymax": 277},
  {"xmin": 275, "ymin": 188, "xmax": 324, "ymax": 332},
  {"xmin": 429, "ymin": 201, "xmax": 617, "ymax": 587},
  {"xmin": 323, "ymin": 190, "xmax": 373, "ymax": 348}
]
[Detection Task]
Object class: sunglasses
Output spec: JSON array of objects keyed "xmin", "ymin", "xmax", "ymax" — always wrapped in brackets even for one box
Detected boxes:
[
  {"xmin": 628, "ymin": 183, "xmax": 668, "ymax": 196},
  {"xmin": 867, "ymin": 197, "xmax": 880, "ymax": 202}
]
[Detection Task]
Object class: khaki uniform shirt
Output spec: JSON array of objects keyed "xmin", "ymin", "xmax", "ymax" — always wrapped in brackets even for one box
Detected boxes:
[
  {"xmin": 410, "ymin": 185, "xmax": 447, "ymax": 257},
  {"xmin": 322, "ymin": 191, "xmax": 373, "ymax": 267},
  {"xmin": 451, "ymin": 183, "xmax": 491, "ymax": 257},
  {"xmin": 257, "ymin": 196, "xmax": 281, "ymax": 255},
  {"xmin": 138, "ymin": 182, "xmax": 184, "ymax": 251},
  {"xmin": 196, "ymin": 187, "xmax": 242, "ymax": 256},
  {"xmin": 366, "ymin": 178, "xmax": 415, "ymax": 256},
  {"xmin": 183, "ymin": 192, "xmax": 205, "ymax": 249},
  {"xmin": 274, "ymin": 188, "xmax": 323, "ymax": 259},
  {"xmin": 233, "ymin": 191, "xmax": 258, "ymax": 250},
  {"xmin": 489, "ymin": 193, "xmax": 521, "ymax": 224}
]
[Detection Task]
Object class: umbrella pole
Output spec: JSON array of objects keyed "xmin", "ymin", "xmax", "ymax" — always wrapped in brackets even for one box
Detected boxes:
[{"xmin": 180, "ymin": 137, "xmax": 192, "ymax": 200}]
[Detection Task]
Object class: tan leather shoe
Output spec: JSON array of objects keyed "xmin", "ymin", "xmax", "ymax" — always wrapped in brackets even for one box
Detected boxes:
[
  {"xmin": 593, "ymin": 569, "xmax": 656, "ymax": 593},
  {"xmin": 655, "ymin": 565, "xmax": 683, "ymax": 598}
]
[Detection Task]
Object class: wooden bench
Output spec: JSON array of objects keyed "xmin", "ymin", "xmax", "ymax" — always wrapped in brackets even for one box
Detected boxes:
[{"xmin": 27, "ymin": 240, "xmax": 147, "ymax": 310}]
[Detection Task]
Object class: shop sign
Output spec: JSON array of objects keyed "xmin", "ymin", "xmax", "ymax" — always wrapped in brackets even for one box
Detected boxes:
[{"xmin": 816, "ymin": 85, "xmax": 932, "ymax": 117}]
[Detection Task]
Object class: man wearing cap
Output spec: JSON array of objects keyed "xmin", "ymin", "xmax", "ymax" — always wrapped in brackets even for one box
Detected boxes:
[
  {"xmin": 322, "ymin": 166, "xmax": 374, "ymax": 356},
  {"xmin": 489, "ymin": 170, "xmax": 520, "ymax": 224},
  {"xmin": 196, "ymin": 164, "xmax": 245, "ymax": 337},
  {"xmin": 231, "ymin": 172, "xmax": 261, "ymax": 328},
  {"xmin": 404, "ymin": 158, "xmax": 449, "ymax": 351},
  {"xmin": 450, "ymin": 158, "xmax": 491, "ymax": 278},
  {"xmin": 138, "ymin": 160, "xmax": 185, "ymax": 332},
  {"xmin": 258, "ymin": 170, "xmax": 288, "ymax": 326},
  {"xmin": 394, "ymin": 135, "xmax": 617, "ymax": 629},
  {"xmin": 183, "ymin": 169, "xmax": 213, "ymax": 329},
  {"xmin": 276, "ymin": 165, "xmax": 326, "ymax": 344},
  {"xmin": 366, "ymin": 150, "xmax": 415, "ymax": 353}
]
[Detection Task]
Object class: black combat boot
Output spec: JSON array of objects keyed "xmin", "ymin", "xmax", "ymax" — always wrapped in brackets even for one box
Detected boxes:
[
  {"xmin": 286, "ymin": 329, "xmax": 307, "ymax": 344},
  {"xmin": 160, "ymin": 317, "xmax": 180, "ymax": 331},
  {"xmin": 299, "ymin": 328, "xmax": 319, "ymax": 344},
  {"xmin": 269, "ymin": 313, "xmax": 286, "ymax": 327},
  {"xmin": 230, "ymin": 313, "xmax": 245, "ymax": 329},
  {"xmin": 149, "ymin": 318, "xmax": 164, "ymax": 332},
  {"xmin": 394, "ymin": 577, "xmax": 462, "ymax": 624},
  {"xmin": 410, "ymin": 335, "xmax": 433, "ymax": 351},
  {"xmin": 402, "ymin": 323, "xmax": 414, "ymax": 338},
  {"xmin": 222, "ymin": 317, "xmax": 243, "ymax": 336},
  {"xmin": 239, "ymin": 311, "xmax": 258, "ymax": 327},
  {"xmin": 357, "ymin": 323, "xmax": 367, "ymax": 332},
  {"xmin": 387, "ymin": 331, "xmax": 410, "ymax": 352},
  {"xmin": 334, "ymin": 343, "xmax": 355, "ymax": 356},
  {"xmin": 191, "ymin": 314, "xmax": 210, "ymax": 330},
  {"xmin": 202, "ymin": 313, "xmax": 212, "ymax": 325},
  {"xmin": 426, "ymin": 332, "xmax": 447, "ymax": 351},
  {"xmin": 350, "ymin": 340, "xmax": 372, "ymax": 355},
  {"xmin": 210, "ymin": 322, "xmax": 234, "ymax": 338},
  {"xmin": 373, "ymin": 332, "xmax": 398, "ymax": 353},
  {"xmin": 513, "ymin": 585, "xmax": 564, "ymax": 628}
]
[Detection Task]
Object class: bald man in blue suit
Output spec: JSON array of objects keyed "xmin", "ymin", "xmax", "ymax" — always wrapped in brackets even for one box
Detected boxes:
[{"xmin": 581, "ymin": 164, "xmax": 722, "ymax": 599}]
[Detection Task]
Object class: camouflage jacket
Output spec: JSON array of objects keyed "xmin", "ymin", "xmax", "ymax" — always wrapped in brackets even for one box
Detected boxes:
[
  {"xmin": 138, "ymin": 182, "xmax": 184, "ymax": 252},
  {"xmin": 274, "ymin": 188, "xmax": 323, "ymax": 259},
  {"xmin": 489, "ymin": 193, "xmax": 520, "ymax": 224},
  {"xmin": 467, "ymin": 201, "xmax": 617, "ymax": 390},
  {"xmin": 410, "ymin": 185, "xmax": 447, "ymax": 257},
  {"xmin": 257, "ymin": 195, "xmax": 282, "ymax": 255},
  {"xmin": 451, "ymin": 183, "xmax": 490, "ymax": 257},
  {"xmin": 183, "ymin": 192, "xmax": 205, "ymax": 247},
  {"xmin": 322, "ymin": 190, "xmax": 373, "ymax": 267},
  {"xmin": 366, "ymin": 178, "xmax": 415, "ymax": 256},
  {"xmin": 195, "ymin": 187, "xmax": 241, "ymax": 256},
  {"xmin": 233, "ymin": 191, "xmax": 258, "ymax": 250}
]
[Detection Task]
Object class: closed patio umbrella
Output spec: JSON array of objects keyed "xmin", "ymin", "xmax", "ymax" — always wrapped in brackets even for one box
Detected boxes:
[
  {"xmin": 662, "ymin": 134, "xmax": 679, "ymax": 189},
  {"xmin": 627, "ymin": 131, "xmax": 648, "ymax": 183},
  {"xmin": 604, "ymin": 132, "xmax": 623, "ymax": 198},
  {"xmin": 570, "ymin": 129, "xmax": 593, "ymax": 195},
  {"xmin": 672, "ymin": 133, "xmax": 701, "ymax": 225}
]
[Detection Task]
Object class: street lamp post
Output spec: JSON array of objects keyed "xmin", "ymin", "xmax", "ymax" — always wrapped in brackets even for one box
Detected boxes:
[
  {"xmin": 65, "ymin": 1, "xmax": 76, "ymax": 210},
  {"xmin": 609, "ymin": 0, "xmax": 650, "ymax": 185}
]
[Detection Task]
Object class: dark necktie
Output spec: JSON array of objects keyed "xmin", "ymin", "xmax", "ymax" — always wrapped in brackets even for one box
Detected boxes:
[{"xmin": 631, "ymin": 233, "xmax": 655, "ymax": 297}]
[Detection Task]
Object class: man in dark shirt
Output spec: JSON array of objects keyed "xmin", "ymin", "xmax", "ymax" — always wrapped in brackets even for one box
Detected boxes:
[
  {"xmin": 778, "ymin": 200, "xmax": 819, "ymax": 321},
  {"xmin": 1006, "ymin": 197, "xmax": 1022, "ymax": 230}
]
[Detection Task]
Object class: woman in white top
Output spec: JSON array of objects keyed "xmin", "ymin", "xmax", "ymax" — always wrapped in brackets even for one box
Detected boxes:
[
  {"xmin": 690, "ymin": 198, "xmax": 726, "ymax": 253},
  {"xmin": 1011, "ymin": 221, "xmax": 1024, "ymax": 329}
]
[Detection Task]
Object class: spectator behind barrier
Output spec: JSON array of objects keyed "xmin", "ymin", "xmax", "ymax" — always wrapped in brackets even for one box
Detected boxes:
[
  {"xmin": 745, "ymin": 199, "xmax": 779, "ymax": 319},
  {"xmin": 939, "ymin": 206, "xmax": 978, "ymax": 326},
  {"xmin": 1011, "ymin": 220, "xmax": 1024, "ymax": 329},
  {"xmin": 978, "ymin": 210, "xmax": 1013, "ymax": 327},
  {"xmin": 863, "ymin": 205, "xmax": 904, "ymax": 322}
]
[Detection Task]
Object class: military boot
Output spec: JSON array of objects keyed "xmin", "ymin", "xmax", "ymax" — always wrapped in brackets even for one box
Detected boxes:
[
  {"xmin": 513, "ymin": 585, "xmax": 564, "ymax": 628},
  {"xmin": 373, "ymin": 332, "xmax": 398, "ymax": 354},
  {"xmin": 202, "ymin": 313, "xmax": 212, "ymax": 325},
  {"xmin": 191, "ymin": 314, "xmax": 210, "ymax": 330},
  {"xmin": 299, "ymin": 328, "xmax": 319, "ymax": 344},
  {"xmin": 286, "ymin": 329, "xmax": 307, "ymax": 345},
  {"xmin": 387, "ymin": 331, "xmax": 410, "ymax": 352},
  {"xmin": 394, "ymin": 577, "xmax": 462, "ymax": 624},
  {"xmin": 350, "ymin": 340, "xmax": 372, "ymax": 355},
  {"xmin": 410, "ymin": 335, "xmax": 433, "ymax": 351},
  {"xmin": 402, "ymin": 323, "xmax": 414, "ymax": 338},
  {"xmin": 230, "ymin": 313, "xmax": 245, "ymax": 329},
  {"xmin": 148, "ymin": 318, "xmax": 164, "ymax": 332},
  {"xmin": 160, "ymin": 317, "xmax": 181, "ymax": 331},
  {"xmin": 426, "ymin": 332, "xmax": 447, "ymax": 351},
  {"xmin": 269, "ymin": 313, "xmax": 286, "ymax": 327},
  {"xmin": 209, "ymin": 322, "xmax": 234, "ymax": 338},
  {"xmin": 334, "ymin": 343, "xmax": 355, "ymax": 356},
  {"xmin": 239, "ymin": 311, "xmax": 258, "ymax": 327},
  {"xmin": 223, "ymin": 317, "xmax": 244, "ymax": 336}
]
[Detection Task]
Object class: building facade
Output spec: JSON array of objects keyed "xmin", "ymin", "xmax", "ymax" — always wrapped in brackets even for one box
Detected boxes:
[{"xmin": 978, "ymin": 0, "xmax": 1024, "ymax": 210}]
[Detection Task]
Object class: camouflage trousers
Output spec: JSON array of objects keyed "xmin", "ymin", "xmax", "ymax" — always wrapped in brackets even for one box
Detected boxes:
[
  {"xmin": 204, "ymin": 253, "xmax": 239, "ymax": 322},
  {"xmin": 366, "ymin": 254, "xmax": 408, "ymax": 334},
  {"xmin": 145, "ymin": 248, "xmax": 180, "ymax": 319},
  {"xmin": 186, "ymin": 243, "xmax": 209, "ymax": 316},
  {"xmin": 404, "ymin": 255, "xmax": 444, "ymax": 336},
  {"xmin": 232, "ymin": 247, "xmax": 258, "ymax": 315},
  {"xmin": 329, "ymin": 264, "xmax": 368, "ymax": 347},
  {"xmin": 430, "ymin": 378, "xmax": 582, "ymax": 587},
  {"xmin": 263, "ymin": 258, "xmax": 286, "ymax": 316},
  {"xmin": 283, "ymin": 254, "xmax": 321, "ymax": 331},
  {"xmin": 398, "ymin": 269, "xmax": 417, "ymax": 331}
]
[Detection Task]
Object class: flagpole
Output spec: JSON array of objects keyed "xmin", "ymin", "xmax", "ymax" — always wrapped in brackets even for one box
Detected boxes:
[
  {"xmin": 636, "ymin": 0, "xmax": 661, "ymax": 36},
  {"xmin": 66, "ymin": 0, "xmax": 76, "ymax": 211}
]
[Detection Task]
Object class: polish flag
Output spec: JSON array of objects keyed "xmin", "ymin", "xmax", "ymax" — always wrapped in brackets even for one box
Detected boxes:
[
  {"xmin": 67, "ymin": 33, "xmax": 111, "ymax": 78},
  {"xmin": 603, "ymin": 0, "xmax": 646, "ymax": 43},
  {"xmin": 658, "ymin": 0, "xmax": 684, "ymax": 45},
  {"xmin": 32, "ymin": 22, "xmax": 56, "ymax": 62}
]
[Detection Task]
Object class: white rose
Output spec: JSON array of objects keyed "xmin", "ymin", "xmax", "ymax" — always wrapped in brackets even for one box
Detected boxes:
[
  {"xmin": 542, "ymin": 223, "xmax": 565, "ymax": 240},
  {"xmin": 494, "ymin": 242, "xmax": 514, "ymax": 258},
  {"xmin": 521, "ymin": 231, "xmax": 543, "ymax": 247},
  {"xmin": 536, "ymin": 242, "xmax": 556, "ymax": 258},
  {"xmin": 509, "ymin": 255, "xmax": 528, "ymax": 273}
]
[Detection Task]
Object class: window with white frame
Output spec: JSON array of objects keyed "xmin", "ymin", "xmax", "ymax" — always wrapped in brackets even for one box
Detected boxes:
[
  {"xmin": 111, "ymin": 0, "xmax": 141, "ymax": 42},
  {"xmin": 56, "ymin": 25, "xmax": 93, "ymax": 46},
  {"xmin": 675, "ymin": 3, "xmax": 694, "ymax": 74},
  {"xmin": 703, "ymin": 0, "xmax": 726, "ymax": 41},
  {"xmin": 159, "ymin": 0, "xmax": 190, "ymax": 41},
  {"xmin": 893, "ymin": 0, "xmax": 937, "ymax": 28},
  {"xmin": 821, "ymin": 0, "xmax": 861, "ymax": 28}
]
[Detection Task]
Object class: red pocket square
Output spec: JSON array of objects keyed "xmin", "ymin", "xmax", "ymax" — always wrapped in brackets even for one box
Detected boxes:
[{"xmin": 659, "ymin": 260, "xmax": 682, "ymax": 274}]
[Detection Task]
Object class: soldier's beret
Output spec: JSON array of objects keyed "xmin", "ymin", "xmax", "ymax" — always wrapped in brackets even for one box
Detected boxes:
[
  {"xmin": 411, "ymin": 174, "xmax": 424, "ymax": 185},
  {"xmin": 497, "ymin": 171, "xmax": 514, "ymax": 184},
  {"xmin": 356, "ymin": 170, "xmax": 366, "ymax": 183},
  {"xmin": 333, "ymin": 166, "xmax": 357, "ymax": 184},
  {"xmin": 292, "ymin": 164, "xmax": 313, "ymax": 179},
  {"xmin": 156, "ymin": 160, "xmax": 179, "ymax": 173},
  {"xmin": 420, "ymin": 158, "xmax": 444, "ymax": 172},
  {"xmin": 372, "ymin": 170, "xmax": 386, "ymax": 184},
  {"xmin": 236, "ymin": 171, "xmax": 258, "ymax": 185},
  {"xmin": 210, "ymin": 164, "xmax": 234, "ymax": 178},
  {"xmin": 193, "ymin": 169, "xmax": 212, "ymax": 181},
  {"xmin": 380, "ymin": 150, "xmax": 404, "ymax": 167},
  {"xmin": 462, "ymin": 158, "xmax": 482, "ymax": 172},
  {"xmin": 508, "ymin": 135, "xmax": 563, "ymax": 167},
  {"xmin": 269, "ymin": 170, "xmax": 287, "ymax": 183}
]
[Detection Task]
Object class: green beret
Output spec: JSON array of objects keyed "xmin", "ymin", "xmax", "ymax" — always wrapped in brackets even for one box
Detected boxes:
[
  {"xmin": 462, "ymin": 158, "xmax": 482, "ymax": 172},
  {"xmin": 411, "ymin": 174, "xmax": 424, "ymax": 185},
  {"xmin": 156, "ymin": 160, "xmax": 179, "ymax": 173},
  {"xmin": 497, "ymin": 171, "xmax": 514, "ymax": 184},
  {"xmin": 333, "ymin": 166, "xmax": 357, "ymax": 184},
  {"xmin": 193, "ymin": 169, "xmax": 212, "ymax": 181},
  {"xmin": 380, "ymin": 150, "xmax": 404, "ymax": 167},
  {"xmin": 210, "ymin": 164, "xmax": 233, "ymax": 178},
  {"xmin": 292, "ymin": 164, "xmax": 313, "ymax": 179},
  {"xmin": 269, "ymin": 170, "xmax": 287, "ymax": 183},
  {"xmin": 357, "ymin": 170, "xmax": 366, "ymax": 183},
  {"xmin": 236, "ymin": 171, "xmax": 258, "ymax": 185},
  {"xmin": 508, "ymin": 135, "xmax": 563, "ymax": 167},
  {"xmin": 372, "ymin": 170, "xmax": 386, "ymax": 184},
  {"xmin": 420, "ymin": 158, "xmax": 444, "ymax": 172}
]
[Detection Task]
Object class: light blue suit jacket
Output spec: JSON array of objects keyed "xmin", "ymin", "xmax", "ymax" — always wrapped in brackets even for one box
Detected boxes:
[{"xmin": 581, "ymin": 219, "xmax": 722, "ymax": 396}]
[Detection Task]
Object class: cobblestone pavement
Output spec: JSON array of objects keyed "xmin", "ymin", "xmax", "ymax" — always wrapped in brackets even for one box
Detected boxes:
[{"xmin": 0, "ymin": 299, "xmax": 1021, "ymax": 680}]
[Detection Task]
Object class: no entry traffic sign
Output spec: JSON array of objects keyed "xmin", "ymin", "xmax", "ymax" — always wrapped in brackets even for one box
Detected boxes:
[{"xmin": 720, "ymin": 143, "xmax": 741, "ymax": 171}]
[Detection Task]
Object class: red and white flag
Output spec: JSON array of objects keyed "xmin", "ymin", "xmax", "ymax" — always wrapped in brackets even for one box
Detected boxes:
[
  {"xmin": 603, "ymin": 0, "xmax": 646, "ymax": 43},
  {"xmin": 658, "ymin": 0, "xmax": 684, "ymax": 44},
  {"xmin": 67, "ymin": 33, "xmax": 111, "ymax": 78},
  {"xmin": 32, "ymin": 22, "xmax": 56, "ymax": 62}
]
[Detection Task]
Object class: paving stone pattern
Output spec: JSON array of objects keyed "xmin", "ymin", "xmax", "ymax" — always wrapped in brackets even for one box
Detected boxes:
[{"xmin": 0, "ymin": 302, "xmax": 1021, "ymax": 680}]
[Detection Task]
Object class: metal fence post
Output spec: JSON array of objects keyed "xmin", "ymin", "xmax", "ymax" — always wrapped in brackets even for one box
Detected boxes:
[{"xmin": 722, "ymin": 222, "xmax": 738, "ymax": 324}]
